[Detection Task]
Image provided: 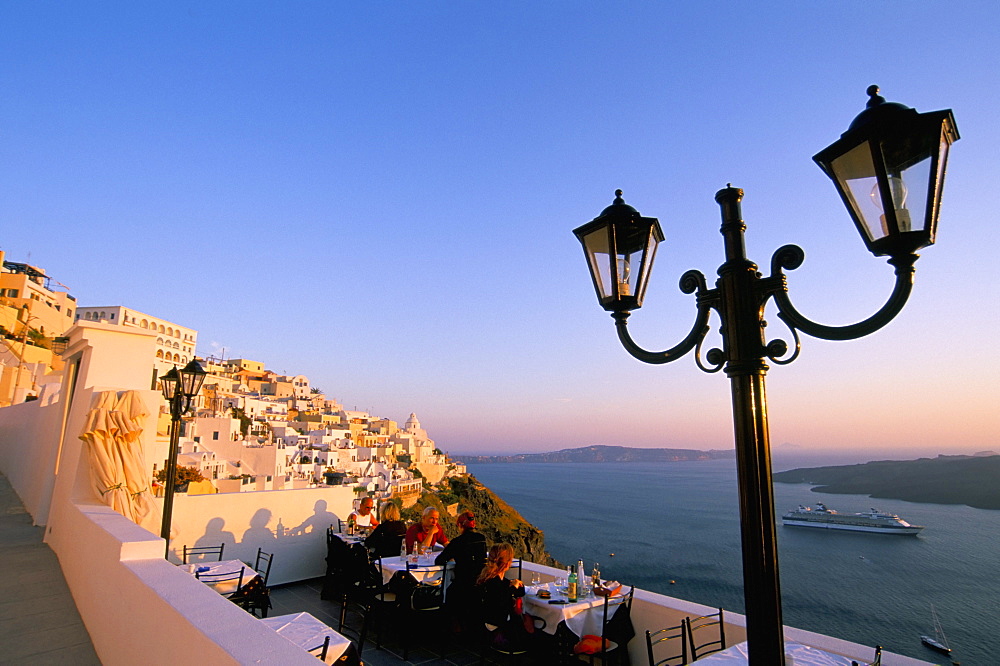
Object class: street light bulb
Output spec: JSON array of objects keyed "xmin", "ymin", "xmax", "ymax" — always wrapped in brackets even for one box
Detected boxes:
[
  {"xmin": 617, "ymin": 255, "xmax": 632, "ymax": 296},
  {"xmin": 870, "ymin": 175, "xmax": 912, "ymax": 232}
]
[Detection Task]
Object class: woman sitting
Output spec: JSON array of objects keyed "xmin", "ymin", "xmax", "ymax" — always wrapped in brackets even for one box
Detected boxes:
[
  {"xmin": 477, "ymin": 543, "xmax": 537, "ymax": 652},
  {"xmin": 364, "ymin": 501, "xmax": 407, "ymax": 558}
]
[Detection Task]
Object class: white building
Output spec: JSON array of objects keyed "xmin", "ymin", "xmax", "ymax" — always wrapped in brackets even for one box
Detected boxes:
[{"xmin": 74, "ymin": 305, "xmax": 198, "ymax": 383}]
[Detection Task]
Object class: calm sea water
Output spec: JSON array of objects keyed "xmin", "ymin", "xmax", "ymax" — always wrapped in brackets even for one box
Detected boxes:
[{"xmin": 468, "ymin": 458, "xmax": 998, "ymax": 665}]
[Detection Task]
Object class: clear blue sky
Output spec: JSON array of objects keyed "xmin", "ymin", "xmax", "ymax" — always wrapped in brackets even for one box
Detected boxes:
[{"xmin": 3, "ymin": 2, "xmax": 997, "ymax": 458}]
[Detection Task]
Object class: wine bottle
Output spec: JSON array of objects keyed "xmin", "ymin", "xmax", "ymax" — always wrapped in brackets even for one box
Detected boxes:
[{"xmin": 567, "ymin": 566, "xmax": 578, "ymax": 603}]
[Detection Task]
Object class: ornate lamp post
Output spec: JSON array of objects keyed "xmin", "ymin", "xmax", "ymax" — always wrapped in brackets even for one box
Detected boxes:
[
  {"xmin": 573, "ymin": 87, "xmax": 958, "ymax": 665},
  {"xmin": 159, "ymin": 359, "xmax": 208, "ymax": 556}
]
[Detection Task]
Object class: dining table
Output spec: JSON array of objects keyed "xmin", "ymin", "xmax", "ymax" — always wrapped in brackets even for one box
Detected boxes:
[
  {"xmin": 261, "ymin": 611, "xmax": 359, "ymax": 664},
  {"xmin": 180, "ymin": 559, "xmax": 259, "ymax": 595},
  {"xmin": 690, "ymin": 640, "xmax": 856, "ymax": 664},
  {"xmin": 522, "ymin": 582, "xmax": 621, "ymax": 638},
  {"xmin": 378, "ymin": 553, "xmax": 453, "ymax": 590}
]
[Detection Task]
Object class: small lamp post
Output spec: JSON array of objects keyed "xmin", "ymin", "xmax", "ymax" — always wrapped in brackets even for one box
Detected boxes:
[
  {"xmin": 573, "ymin": 87, "xmax": 958, "ymax": 665},
  {"xmin": 159, "ymin": 359, "xmax": 207, "ymax": 556}
]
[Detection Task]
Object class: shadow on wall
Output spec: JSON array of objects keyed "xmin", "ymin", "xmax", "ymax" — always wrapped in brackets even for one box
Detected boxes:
[{"xmin": 183, "ymin": 500, "xmax": 344, "ymax": 582}]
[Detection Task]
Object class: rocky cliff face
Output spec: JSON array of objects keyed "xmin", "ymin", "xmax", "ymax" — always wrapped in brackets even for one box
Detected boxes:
[{"xmin": 399, "ymin": 474, "xmax": 557, "ymax": 567}]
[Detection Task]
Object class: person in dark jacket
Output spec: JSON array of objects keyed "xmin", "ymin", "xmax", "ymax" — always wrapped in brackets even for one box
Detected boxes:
[
  {"xmin": 435, "ymin": 511, "xmax": 488, "ymax": 630},
  {"xmin": 364, "ymin": 502, "xmax": 407, "ymax": 558},
  {"xmin": 477, "ymin": 543, "xmax": 533, "ymax": 650}
]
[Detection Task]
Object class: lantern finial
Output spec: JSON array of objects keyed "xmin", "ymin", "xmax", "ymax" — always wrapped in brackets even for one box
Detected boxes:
[
  {"xmin": 865, "ymin": 85, "xmax": 885, "ymax": 108},
  {"xmin": 614, "ymin": 189, "xmax": 624, "ymax": 203}
]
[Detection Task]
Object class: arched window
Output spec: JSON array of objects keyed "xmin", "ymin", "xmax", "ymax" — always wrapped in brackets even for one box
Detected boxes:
[
  {"xmin": 141, "ymin": 320, "xmax": 148, "ymax": 329},
  {"xmin": 156, "ymin": 350, "xmax": 163, "ymax": 359},
  {"xmin": 159, "ymin": 325, "xmax": 165, "ymax": 333},
  {"xmin": 100, "ymin": 311, "xmax": 106, "ymax": 320},
  {"xmin": 166, "ymin": 327, "xmax": 173, "ymax": 337}
]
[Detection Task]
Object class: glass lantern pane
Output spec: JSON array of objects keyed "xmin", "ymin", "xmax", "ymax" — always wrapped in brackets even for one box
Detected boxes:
[
  {"xmin": 635, "ymin": 231, "xmax": 659, "ymax": 303},
  {"xmin": 881, "ymin": 136, "xmax": 933, "ymax": 234},
  {"xmin": 582, "ymin": 227, "xmax": 613, "ymax": 300},
  {"xmin": 830, "ymin": 141, "xmax": 886, "ymax": 242},
  {"xmin": 929, "ymin": 131, "xmax": 952, "ymax": 227}
]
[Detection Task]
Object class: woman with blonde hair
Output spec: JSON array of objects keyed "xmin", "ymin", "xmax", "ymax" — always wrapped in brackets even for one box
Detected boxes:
[
  {"xmin": 477, "ymin": 543, "xmax": 536, "ymax": 650},
  {"xmin": 365, "ymin": 501, "xmax": 406, "ymax": 558}
]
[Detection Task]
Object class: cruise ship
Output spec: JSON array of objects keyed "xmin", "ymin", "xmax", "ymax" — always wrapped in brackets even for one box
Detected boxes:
[{"xmin": 782, "ymin": 503, "xmax": 924, "ymax": 535}]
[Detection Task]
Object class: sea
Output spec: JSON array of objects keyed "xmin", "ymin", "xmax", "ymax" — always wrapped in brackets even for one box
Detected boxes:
[{"xmin": 467, "ymin": 457, "xmax": 998, "ymax": 665}]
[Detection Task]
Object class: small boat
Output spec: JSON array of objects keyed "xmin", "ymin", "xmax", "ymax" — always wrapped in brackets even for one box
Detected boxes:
[{"xmin": 920, "ymin": 604, "xmax": 952, "ymax": 654}]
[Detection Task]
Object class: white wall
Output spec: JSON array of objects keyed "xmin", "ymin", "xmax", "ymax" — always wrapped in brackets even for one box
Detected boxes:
[{"xmin": 166, "ymin": 484, "xmax": 356, "ymax": 585}]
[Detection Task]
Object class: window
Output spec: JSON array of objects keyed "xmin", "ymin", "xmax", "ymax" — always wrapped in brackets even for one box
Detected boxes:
[
  {"xmin": 6, "ymin": 289, "xmax": 17, "ymax": 298},
  {"xmin": 212, "ymin": 431, "xmax": 220, "ymax": 440}
]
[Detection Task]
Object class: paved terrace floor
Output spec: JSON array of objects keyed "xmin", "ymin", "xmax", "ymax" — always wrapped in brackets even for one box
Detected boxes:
[{"xmin": 0, "ymin": 473, "xmax": 100, "ymax": 665}]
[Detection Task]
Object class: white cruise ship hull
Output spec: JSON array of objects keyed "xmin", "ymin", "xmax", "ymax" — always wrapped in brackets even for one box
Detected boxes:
[{"xmin": 782, "ymin": 518, "xmax": 923, "ymax": 534}]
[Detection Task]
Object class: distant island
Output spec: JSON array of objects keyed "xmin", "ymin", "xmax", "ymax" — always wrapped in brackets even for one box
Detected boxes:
[
  {"xmin": 773, "ymin": 453, "xmax": 1000, "ymax": 510},
  {"xmin": 454, "ymin": 444, "xmax": 734, "ymax": 464}
]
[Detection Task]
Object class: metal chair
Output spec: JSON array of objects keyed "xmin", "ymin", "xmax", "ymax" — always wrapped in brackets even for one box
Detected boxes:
[
  {"xmin": 229, "ymin": 574, "xmax": 271, "ymax": 618},
  {"xmin": 308, "ymin": 635, "xmax": 330, "ymax": 661},
  {"xmin": 254, "ymin": 547, "xmax": 274, "ymax": 586},
  {"xmin": 195, "ymin": 567, "xmax": 245, "ymax": 596},
  {"xmin": 646, "ymin": 620, "xmax": 689, "ymax": 666},
  {"xmin": 577, "ymin": 585, "xmax": 635, "ymax": 666},
  {"xmin": 182, "ymin": 543, "xmax": 225, "ymax": 564},
  {"xmin": 852, "ymin": 645, "xmax": 882, "ymax": 666},
  {"xmin": 685, "ymin": 608, "xmax": 726, "ymax": 661}
]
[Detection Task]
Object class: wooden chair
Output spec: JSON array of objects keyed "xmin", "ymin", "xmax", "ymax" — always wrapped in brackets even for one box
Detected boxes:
[
  {"xmin": 685, "ymin": 608, "xmax": 725, "ymax": 661},
  {"xmin": 400, "ymin": 563, "xmax": 447, "ymax": 660},
  {"xmin": 646, "ymin": 620, "xmax": 688, "ymax": 666},
  {"xmin": 254, "ymin": 547, "xmax": 274, "ymax": 586},
  {"xmin": 182, "ymin": 543, "xmax": 224, "ymax": 564}
]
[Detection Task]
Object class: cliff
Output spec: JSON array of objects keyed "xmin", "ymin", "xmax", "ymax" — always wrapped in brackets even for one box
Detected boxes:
[
  {"xmin": 400, "ymin": 474, "xmax": 557, "ymax": 566},
  {"xmin": 773, "ymin": 454, "xmax": 1000, "ymax": 510},
  {"xmin": 454, "ymin": 444, "xmax": 734, "ymax": 464}
]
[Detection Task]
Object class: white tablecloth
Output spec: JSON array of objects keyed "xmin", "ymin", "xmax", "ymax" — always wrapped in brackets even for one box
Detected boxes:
[
  {"xmin": 262, "ymin": 612, "xmax": 352, "ymax": 664},
  {"xmin": 181, "ymin": 559, "xmax": 258, "ymax": 595},
  {"xmin": 522, "ymin": 583, "xmax": 621, "ymax": 637},
  {"xmin": 692, "ymin": 641, "xmax": 855, "ymax": 664},
  {"xmin": 379, "ymin": 554, "xmax": 450, "ymax": 585}
]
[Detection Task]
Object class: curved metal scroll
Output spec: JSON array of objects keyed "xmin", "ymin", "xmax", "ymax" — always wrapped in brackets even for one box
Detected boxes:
[
  {"xmin": 769, "ymin": 245, "xmax": 919, "ymax": 342},
  {"xmin": 611, "ymin": 270, "xmax": 712, "ymax": 365}
]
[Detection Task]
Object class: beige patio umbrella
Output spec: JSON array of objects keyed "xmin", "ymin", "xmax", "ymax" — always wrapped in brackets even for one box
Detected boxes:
[
  {"xmin": 114, "ymin": 390, "xmax": 159, "ymax": 531},
  {"xmin": 79, "ymin": 391, "xmax": 132, "ymax": 519}
]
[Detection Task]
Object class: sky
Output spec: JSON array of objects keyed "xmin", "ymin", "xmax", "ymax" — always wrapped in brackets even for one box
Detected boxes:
[{"xmin": 3, "ymin": 2, "xmax": 998, "ymax": 459}]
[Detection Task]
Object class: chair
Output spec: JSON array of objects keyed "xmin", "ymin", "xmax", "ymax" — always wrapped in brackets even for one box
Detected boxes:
[
  {"xmin": 229, "ymin": 574, "xmax": 271, "ymax": 618},
  {"xmin": 400, "ymin": 563, "xmax": 447, "ymax": 660},
  {"xmin": 195, "ymin": 567, "xmax": 245, "ymax": 596},
  {"xmin": 182, "ymin": 543, "xmax": 225, "ymax": 564},
  {"xmin": 576, "ymin": 585, "xmax": 635, "ymax": 666},
  {"xmin": 254, "ymin": 547, "xmax": 274, "ymax": 586},
  {"xmin": 852, "ymin": 645, "xmax": 882, "ymax": 666},
  {"xmin": 645, "ymin": 620, "xmax": 688, "ymax": 666},
  {"xmin": 357, "ymin": 556, "xmax": 401, "ymax": 656},
  {"xmin": 308, "ymin": 635, "xmax": 331, "ymax": 661},
  {"xmin": 509, "ymin": 558, "xmax": 524, "ymax": 582},
  {"xmin": 684, "ymin": 608, "xmax": 725, "ymax": 661}
]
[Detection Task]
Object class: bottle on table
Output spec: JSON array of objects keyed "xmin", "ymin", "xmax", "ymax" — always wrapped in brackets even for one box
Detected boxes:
[
  {"xmin": 400, "ymin": 538, "xmax": 407, "ymax": 559},
  {"xmin": 347, "ymin": 514, "xmax": 356, "ymax": 535},
  {"xmin": 592, "ymin": 562, "xmax": 601, "ymax": 588},
  {"xmin": 577, "ymin": 559, "xmax": 585, "ymax": 594},
  {"xmin": 567, "ymin": 566, "xmax": 578, "ymax": 603}
]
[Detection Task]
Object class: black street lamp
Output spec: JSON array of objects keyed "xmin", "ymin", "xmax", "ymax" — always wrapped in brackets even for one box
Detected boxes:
[
  {"xmin": 159, "ymin": 359, "xmax": 208, "ymax": 556},
  {"xmin": 573, "ymin": 87, "xmax": 958, "ymax": 665}
]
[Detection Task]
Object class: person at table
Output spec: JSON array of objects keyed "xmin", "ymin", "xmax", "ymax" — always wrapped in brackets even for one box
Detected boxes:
[
  {"xmin": 435, "ymin": 511, "xmax": 488, "ymax": 627},
  {"xmin": 405, "ymin": 506, "xmax": 449, "ymax": 554},
  {"xmin": 347, "ymin": 497, "xmax": 380, "ymax": 531},
  {"xmin": 477, "ymin": 542, "xmax": 533, "ymax": 651},
  {"xmin": 365, "ymin": 501, "xmax": 407, "ymax": 558}
]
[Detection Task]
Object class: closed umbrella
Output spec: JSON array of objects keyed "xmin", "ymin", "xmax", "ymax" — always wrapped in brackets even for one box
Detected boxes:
[
  {"xmin": 114, "ymin": 390, "xmax": 158, "ymax": 531},
  {"xmin": 79, "ymin": 391, "xmax": 131, "ymax": 519}
]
